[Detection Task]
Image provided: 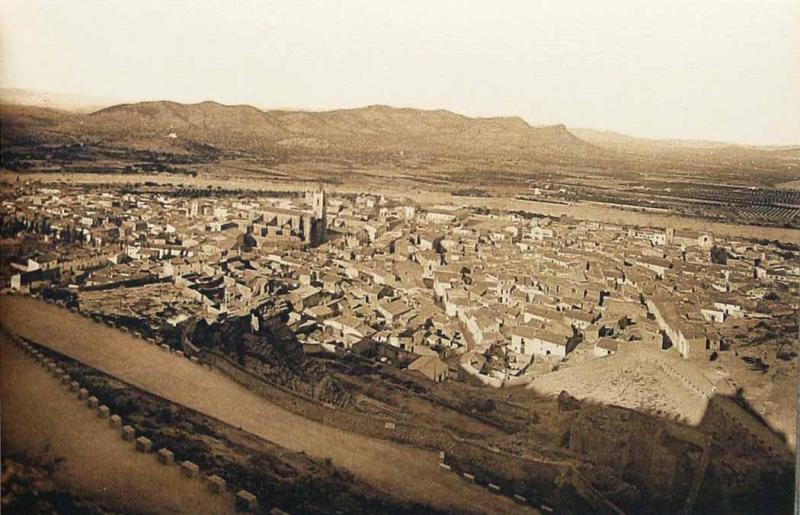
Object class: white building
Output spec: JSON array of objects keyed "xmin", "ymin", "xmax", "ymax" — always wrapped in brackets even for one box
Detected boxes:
[{"xmin": 510, "ymin": 325, "xmax": 573, "ymax": 358}]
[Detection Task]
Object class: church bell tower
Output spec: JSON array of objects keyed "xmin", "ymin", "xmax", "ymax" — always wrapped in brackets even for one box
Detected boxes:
[{"xmin": 311, "ymin": 187, "xmax": 327, "ymax": 244}]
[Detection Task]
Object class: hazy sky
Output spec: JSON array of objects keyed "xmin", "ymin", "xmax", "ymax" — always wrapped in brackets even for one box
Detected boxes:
[{"xmin": 1, "ymin": 0, "xmax": 798, "ymax": 145}]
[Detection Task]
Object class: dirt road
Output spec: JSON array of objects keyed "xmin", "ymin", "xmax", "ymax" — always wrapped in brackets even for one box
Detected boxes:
[
  {"xmin": 0, "ymin": 295, "xmax": 532, "ymax": 514},
  {"xmin": 0, "ymin": 336, "xmax": 236, "ymax": 514}
]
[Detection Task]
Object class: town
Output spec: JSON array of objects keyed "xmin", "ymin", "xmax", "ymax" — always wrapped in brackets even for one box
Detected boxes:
[
  {"xmin": 2, "ymin": 0, "xmax": 799, "ymax": 512},
  {"xmin": 3, "ymin": 180, "xmax": 797, "ymax": 402},
  {"xmin": 2, "ymin": 180, "xmax": 798, "ymax": 513}
]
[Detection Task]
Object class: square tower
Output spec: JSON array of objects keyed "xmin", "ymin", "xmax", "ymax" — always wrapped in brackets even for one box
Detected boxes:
[{"xmin": 311, "ymin": 188, "xmax": 327, "ymax": 243}]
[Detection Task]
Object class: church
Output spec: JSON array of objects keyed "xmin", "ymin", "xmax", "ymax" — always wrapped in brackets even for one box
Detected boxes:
[
  {"xmin": 248, "ymin": 188, "xmax": 328, "ymax": 249},
  {"xmin": 303, "ymin": 188, "xmax": 328, "ymax": 247}
]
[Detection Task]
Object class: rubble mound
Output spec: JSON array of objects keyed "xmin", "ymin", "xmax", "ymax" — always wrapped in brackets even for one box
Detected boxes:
[
  {"xmin": 184, "ymin": 313, "xmax": 351, "ymax": 407},
  {"xmin": 557, "ymin": 390, "xmax": 582, "ymax": 412}
]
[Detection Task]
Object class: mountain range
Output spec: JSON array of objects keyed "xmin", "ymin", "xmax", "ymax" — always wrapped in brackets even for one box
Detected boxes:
[{"xmin": 2, "ymin": 88, "xmax": 797, "ymax": 170}]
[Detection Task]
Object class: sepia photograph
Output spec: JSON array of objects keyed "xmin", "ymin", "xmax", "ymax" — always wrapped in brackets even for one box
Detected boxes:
[{"xmin": 0, "ymin": 1, "xmax": 798, "ymax": 513}]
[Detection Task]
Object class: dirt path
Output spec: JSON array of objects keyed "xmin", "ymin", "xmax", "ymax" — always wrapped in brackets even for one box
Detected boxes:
[
  {"xmin": 0, "ymin": 337, "xmax": 236, "ymax": 514},
  {"xmin": 0, "ymin": 295, "xmax": 532, "ymax": 514}
]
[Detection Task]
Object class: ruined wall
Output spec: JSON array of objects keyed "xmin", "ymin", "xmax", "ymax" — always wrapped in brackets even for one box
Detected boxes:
[
  {"xmin": 568, "ymin": 404, "xmax": 708, "ymax": 512},
  {"xmin": 203, "ymin": 349, "xmax": 349, "ymax": 407}
]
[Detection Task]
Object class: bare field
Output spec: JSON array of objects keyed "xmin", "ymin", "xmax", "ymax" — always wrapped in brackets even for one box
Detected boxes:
[{"xmin": 441, "ymin": 195, "xmax": 800, "ymax": 242}]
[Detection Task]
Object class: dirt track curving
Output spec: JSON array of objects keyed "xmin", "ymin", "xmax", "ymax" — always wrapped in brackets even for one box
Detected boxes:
[
  {"xmin": 0, "ymin": 337, "xmax": 236, "ymax": 514},
  {"xmin": 0, "ymin": 294, "xmax": 533, "ymax": 514}
]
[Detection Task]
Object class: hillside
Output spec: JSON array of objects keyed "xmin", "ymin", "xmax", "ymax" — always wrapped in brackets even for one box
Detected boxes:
[
  {"xmin": 0, "ymin": 104, "xmax": 75, "ymax": 145},
  {"xmin": 0, "ymin": 88, "xmax": 119, "ymax": 113},
  {"xmin": 267, "ymin": 105, "xmax": 592, "ymax": 154},
  {"xmin": 2, "ymin": 100, "xmax": 603, "ymax": 161},
  {"xmin": 85, "ymin": 101, "xmax": 287, "ymax": 149},
  {"xmin": 2, "ymin": 98, "xmax": 797, "ymax": 183}
]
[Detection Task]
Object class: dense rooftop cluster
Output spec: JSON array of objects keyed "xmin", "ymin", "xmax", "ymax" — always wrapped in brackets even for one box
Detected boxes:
[{"xmin": 3, "ymin": 183, "xmax": 798, "ymax": 384}]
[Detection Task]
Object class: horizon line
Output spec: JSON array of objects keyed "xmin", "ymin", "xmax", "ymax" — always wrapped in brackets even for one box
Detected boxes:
[{"xmin": 2, "ymin": 85, "xmax": 799, "ymax": 149}]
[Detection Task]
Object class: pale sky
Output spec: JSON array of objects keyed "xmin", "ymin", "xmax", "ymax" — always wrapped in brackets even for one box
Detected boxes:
[{"xmin": 1, "ymin": 0, "xmax": 798, "ymax": 145}]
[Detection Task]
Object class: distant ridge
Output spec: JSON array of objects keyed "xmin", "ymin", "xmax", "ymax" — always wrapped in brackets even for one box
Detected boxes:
[
  {"xmin": 3, "ymin": 92, "xmax": 797, "ymax": 168},
  {"xmin": 0, "ymin": 87, "xmax": 120, "ymax": 113},
  {"xmin": 3, "ymin": 88, "xmax": 796, "ymax": 151},
  {"xmin": 571, "ymin": 128, "xmax": 800, "ymax": 155},
  {"xmin": 7, "ymin": 99, "xmax": 599, "ymax": 160}
]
